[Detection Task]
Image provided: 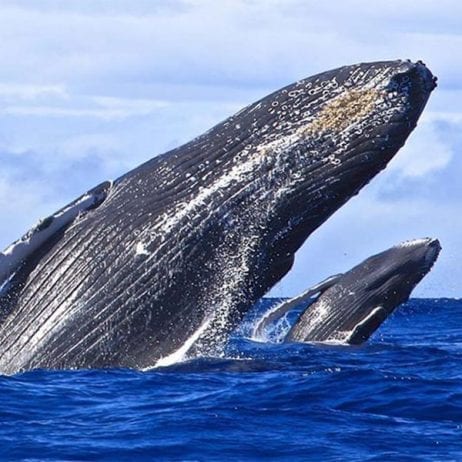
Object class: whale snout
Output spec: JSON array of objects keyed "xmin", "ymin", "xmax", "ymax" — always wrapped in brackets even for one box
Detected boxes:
[
  {"xmin": 389, "ymin": 60, "xmax": 437, "ymax": 92},
  {"xmin": 401, "ymin": 237, "xmax": 441, "ymax": 250},
  {"xmin": 424, "ymin": 238, "xmax": 442, "ymax": 266},
  {"xmin": 311, "ymin": 60, "xmax": 436, "ymax": 164},
  {"xmin": 427, "ymin": 237, "xmax": 442, "ymax": 249},
  {"xmin": 395, "ymin": 237, "xmax": 442, "ymax": 273},
  {"xmin": 388, "ymin": 61, "xmax": 437, "ymax": 120},
  {"xmin": 412, "ymin": 60, "xmax": 438, "ymax": 93}
]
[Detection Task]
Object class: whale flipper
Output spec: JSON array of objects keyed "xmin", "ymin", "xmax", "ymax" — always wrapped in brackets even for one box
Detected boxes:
[
  {"xmin": 346, "ymin": 306, "xmax": 388, "ymax": 345},
  {"xmin": 0, "ymin": 180, "xmax": 111, "ymax": 285},
  {"xmin": 252, "ymin": 273, "xmax": 343, "ymax": 339},
  {"xmin": 0, "ymin": 181, "xmax": 111, "ymax": 321}
]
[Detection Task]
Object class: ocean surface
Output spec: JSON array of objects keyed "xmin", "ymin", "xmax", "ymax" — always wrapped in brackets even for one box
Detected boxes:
[{"xmin": 1, "ymin": 298, "xmax": 461, "ymax": 461}]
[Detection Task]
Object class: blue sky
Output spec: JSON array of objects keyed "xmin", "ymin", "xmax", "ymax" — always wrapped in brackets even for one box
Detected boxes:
[{"xmin": 0, "ymin": 0, "xmax": 460, "ymax": 297}]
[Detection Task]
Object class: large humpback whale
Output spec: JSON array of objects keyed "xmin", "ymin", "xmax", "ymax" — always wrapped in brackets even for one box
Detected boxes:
[
  {"xmin": 0, "ymin": 60, "xmax": 435, "ymax": 374},
  {"xmin": 254, "ymin": 238, "xmax": 441, "ymax": 344}
]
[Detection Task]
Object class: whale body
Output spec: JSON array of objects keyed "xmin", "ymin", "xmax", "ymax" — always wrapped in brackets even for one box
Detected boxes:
[
  {"xmin": 254, "ymin": 238, "xmax": 441, "ymax": 344},
  {"xmin": 0, "ymin": 60, "xmax": 435, "ymax": 374}
]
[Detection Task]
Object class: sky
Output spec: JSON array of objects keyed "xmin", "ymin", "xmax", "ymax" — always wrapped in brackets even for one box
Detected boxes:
[{"xmin": 0, "ymin": 0, "xmax": 460, "ymax": 297}]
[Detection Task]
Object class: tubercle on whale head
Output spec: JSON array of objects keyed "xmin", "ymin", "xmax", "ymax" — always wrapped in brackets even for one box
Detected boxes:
[{"xmin": 259, "ymin": 60, "xmax": 436, "ymax": 258}]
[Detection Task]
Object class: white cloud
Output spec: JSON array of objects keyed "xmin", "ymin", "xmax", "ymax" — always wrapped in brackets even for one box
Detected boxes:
[
  {"xmin": 0, "ymin": 91, "xmax": 170, "ymax": 120},
  {"xmin": 0, "ymin": 83, "xmax": 68, "ymax": 101},
  {"xmin": 424, "ymin": 111, "xmax": 462, "ymax": 125},
  {"xmin": 0, "ymin": 0, "xmax": 461, "ymax": 296},
  {"xmin": 92, "ymin": 96, "xmax": 168, "ymax": 111},
  {"xmin": 0, "ymin": 0, "xmax": 459, "ymax": 91},
  {"xmin": 3, "ymin": 98, "xmax": 169, "ymax": 120},
  {"xmin": 386, "ymin": 118, "xmax": 454, "ymax": 178}
]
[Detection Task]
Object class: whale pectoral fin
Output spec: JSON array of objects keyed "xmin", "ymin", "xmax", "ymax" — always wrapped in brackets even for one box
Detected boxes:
[
  {"xmin": 253, "ymin": 273, "xmax": 343, "ymax": 339},
  {"xmin": 347, "ymin": 306, "xmax": 389, "ymax": 345},
  {"xmin": 0, "ymin": 180, "xmax": 112, "ymax": 294},
  {"xmin": 304, "ymin": 273, "xmax": 344, "ymax": 297}
]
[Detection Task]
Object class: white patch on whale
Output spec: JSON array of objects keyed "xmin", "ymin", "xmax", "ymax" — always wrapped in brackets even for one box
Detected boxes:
[
  {"xmin": 345, "ymin": 306, "xmax": 386, "ymax": 344},
  {"xmin": 0, "ymin": 187, "xmax": 109, "ymax": 286},
  {"xmin": 135, "ymin": 242, "xmax": 150, "ymax": 256},
  {"xmin": 397, "ymin": 238, "xmax": 432, "ymax": 248}
]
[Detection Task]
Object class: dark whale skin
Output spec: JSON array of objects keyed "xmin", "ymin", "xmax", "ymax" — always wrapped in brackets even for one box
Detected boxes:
[
  {"xmin": 287, "ymin": 238, "xmax": 441, "ymax": 344},
  {"xmin": 0, "ymin": 60, "xmax": 436, "ymax": 373}
]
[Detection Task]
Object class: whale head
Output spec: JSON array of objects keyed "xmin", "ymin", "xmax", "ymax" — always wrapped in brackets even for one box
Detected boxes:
[
  {"xmin": 352, "ymin": 237, "xmax": 442, "ymax": 307},
  {"xmin": 206, "ymin": 60, "xmax": 437, "ymax": 294},
  {"xmin": 253, "ymin": 61, "xmax": 436, "ymax": 249}
]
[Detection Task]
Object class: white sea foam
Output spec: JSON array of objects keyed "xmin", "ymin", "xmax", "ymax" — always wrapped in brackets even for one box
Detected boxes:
[{"xmin": 150, "ymin": 317, "xmax": 213, "ymax": 369}]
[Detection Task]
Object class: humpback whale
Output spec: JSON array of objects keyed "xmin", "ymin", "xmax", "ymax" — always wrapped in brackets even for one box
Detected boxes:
[
  {"xmin": 254, "ymin": 238, "xmax": 441, "ymax": 344},
  {"xmin": 0, "ymin": 60, "xmax": 435, "ymax": 374}
]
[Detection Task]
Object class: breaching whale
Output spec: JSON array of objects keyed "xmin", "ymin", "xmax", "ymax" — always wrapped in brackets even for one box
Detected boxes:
[
  {"xmin": 0, "ymin": 60, "xmax": 436, "ymax": 374},
  {"xmin": 253, "ymin": 238, "xmax": 441, "ymax": 344}
]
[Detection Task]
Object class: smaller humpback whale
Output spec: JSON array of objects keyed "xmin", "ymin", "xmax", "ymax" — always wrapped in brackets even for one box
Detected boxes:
[{"xmin": 253, "ymin": 238, "xmax": 441, "ymax": 344}]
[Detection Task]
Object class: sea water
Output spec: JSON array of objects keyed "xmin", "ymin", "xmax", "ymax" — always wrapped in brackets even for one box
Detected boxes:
[{"xmin": 1, "ymin": 298, "xmax": 461, "ymax": 461}]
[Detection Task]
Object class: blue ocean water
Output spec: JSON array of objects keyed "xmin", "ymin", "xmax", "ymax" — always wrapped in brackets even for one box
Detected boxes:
[{"xmin": 1, "ymin": 298, "xmax": 461, "ymax": 462}]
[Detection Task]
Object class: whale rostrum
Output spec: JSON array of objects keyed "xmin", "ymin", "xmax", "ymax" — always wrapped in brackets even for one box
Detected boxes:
[{"xmin": 0, "ymin": 60, "xmax": 436, "ymax": 374}]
